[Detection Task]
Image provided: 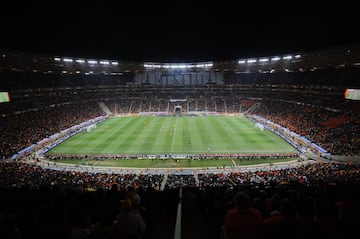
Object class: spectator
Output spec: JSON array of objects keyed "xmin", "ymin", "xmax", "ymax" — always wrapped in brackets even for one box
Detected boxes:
[
  {"xmin": 223, "ymin": 191, "xmax": 264, "ymax": 239},
  {"xmin": 115, "ymin": 198, "xmax": 146, "ymax": 239}
]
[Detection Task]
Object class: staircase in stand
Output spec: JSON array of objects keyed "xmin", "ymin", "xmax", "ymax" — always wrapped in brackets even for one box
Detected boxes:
[{"xmin": 97, "ymin": 101, "xmax": 113, "ymax": 115}]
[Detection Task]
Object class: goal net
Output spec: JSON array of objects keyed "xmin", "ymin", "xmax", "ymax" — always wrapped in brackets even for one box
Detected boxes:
[
  {"xmin": 86, "ymin": 124, "xmax": 97, "ymax": 132},
  {"xmin": 255, "ymin": 123, "xmax": 264, "ymax": 131}
]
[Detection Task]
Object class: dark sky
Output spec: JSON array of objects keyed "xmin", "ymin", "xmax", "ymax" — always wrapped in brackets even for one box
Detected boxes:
[{"xmin": 1, "ymin": 3, "xmax": 359, "ymax": 62}]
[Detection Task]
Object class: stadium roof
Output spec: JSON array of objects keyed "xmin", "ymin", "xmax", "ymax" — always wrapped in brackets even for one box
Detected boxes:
[{"xmin": 1, "ymin": 4, "xmax": 359, "ymax": 63}]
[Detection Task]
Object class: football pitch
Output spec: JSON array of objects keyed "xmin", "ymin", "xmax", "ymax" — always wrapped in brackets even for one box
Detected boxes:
[{"xmin": 48, "ymin": 116, "xmax": 298, "ymax": 156}]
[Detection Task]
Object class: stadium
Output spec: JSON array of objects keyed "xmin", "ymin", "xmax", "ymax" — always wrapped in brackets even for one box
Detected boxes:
[{"xmin": 1, "ymin": 10, "xmax": 360, "ymax": 239}]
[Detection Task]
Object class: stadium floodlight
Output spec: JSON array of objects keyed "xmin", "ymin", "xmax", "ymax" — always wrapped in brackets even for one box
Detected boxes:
[
  {"xmin": 54, "ymin": 57, "xmax": 61, "ymax": 61},
  {"xmin": 156, "ymin": 64, "xmax": 191, "ymax": 69},
  {"xmin": 283, "ymin": 55, "xmax": 292, "ymax": 60},
  {"xmin": 63, "ymin": 58, "xmax": 73, "ymax": 62},
  {"xmin": 145, "ymin": 63, "xmax": 168, "ymax": 68},
  {"xmin": 271, "ymin": 56, "xmax": 281, "ymax": 61},
  {"xmin": 174, "ymin": 64, "xmax": 188, "ymax": 69},
  {"xmin": 247, "ymin": 59, "xmax": 257, "ymax": 63},
  {"xmin": 259, "ymin": 58, "xmax": 269, "ymax": 62},
  {"xmin": 111, "ymin": 61, "xmax": 118, "ymax": 65},
  {"xmin": 195, "ymin": 62, "xmax": 213, "ymax": 68},
  {"xmin": 88, "ymin": 60, "xmax": 98, "ymax": 64},
  {"xmin": 100, "ymin": 60, "xmax": 110, "ymax": 65},
  {"xmin": 75, "ymin": 59, "xmax": 85, "ymax": 63},
  {"xmin": 238, "ymin": 60, "xmax": 246, "ymax": 64}
]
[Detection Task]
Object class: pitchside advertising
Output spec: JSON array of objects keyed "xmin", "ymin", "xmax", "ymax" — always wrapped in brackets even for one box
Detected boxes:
[
  {"xmin": 0, "ymin": 92, "xmax": 10, "ymax": 103},
  {"xmin": 344, "ymin": 89, "xmax": 360, "ymax": 100}
]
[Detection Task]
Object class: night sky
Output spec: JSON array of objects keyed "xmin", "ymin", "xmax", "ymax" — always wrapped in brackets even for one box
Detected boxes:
[{"xmin": 1, "ymin": 3, "xmax": 359, "ymax": 62}]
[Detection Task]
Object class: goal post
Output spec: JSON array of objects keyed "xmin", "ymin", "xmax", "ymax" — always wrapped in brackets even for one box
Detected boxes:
[
  {"xmin": 174, "ymin": 106, "xmax": 182, "ymax": 117},
  {"xmin": 255, "ymin": 122, "xmax": 264, "ymax": 131},
  {"xmin": 86, "ymin": 124, "xmax": 97, "ymax": 132}
]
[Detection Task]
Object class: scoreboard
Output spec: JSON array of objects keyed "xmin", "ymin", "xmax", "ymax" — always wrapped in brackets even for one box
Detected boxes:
[
  {"xmin": 0, "ymin": 92, "xmax": 10, "ymax": 103},
  {"xmin": 344, "ymin": 89, "xmax": 360, "ymax": 101}
]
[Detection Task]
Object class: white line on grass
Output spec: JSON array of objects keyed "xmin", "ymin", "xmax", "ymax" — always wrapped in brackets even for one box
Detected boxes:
[{"xmin": 170, "ymin": 117, "xmax": 178, "ymax": 153}]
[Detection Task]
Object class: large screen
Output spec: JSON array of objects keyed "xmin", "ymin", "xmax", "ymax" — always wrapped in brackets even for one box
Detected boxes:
[
  {"xmin": 344, "ymin": 89, "xmax": 360, "ymax": 101},
  {"xmin": 0, "ymin": 92, "xmax": 10, "ymax": 103}
]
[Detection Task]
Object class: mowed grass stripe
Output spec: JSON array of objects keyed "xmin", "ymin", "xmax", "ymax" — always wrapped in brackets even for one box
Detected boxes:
[
  {"xmin": 232, "ymin": 117, "xmax": 295, "ymax": 153},
  {"xmin": 120, "ymin": 117, "xmax": 152, "ymax": 153},
  {"xmin": 98, "ymin": 117, "xmax": 144, "ymax": 153},
  {"xmin": 170, "ymin": 117, "xmax": 178, "ymax": 152},
  {"xmin": 119, "ymin": 117, "xmax": 152, "ymax": 153},
  {"xmin": 48, "ymin": 116, "xmax": 298, "ymax": 155},
  {"xmin": 202, "ymin": 117, "xmax": 225, "ymax": 150},
  {"xmin": 79, "ymin": 117, "xmax": 143, "ymax": 154},
  {"xmin": 151, "ymin": 117, "xmax": 171, "ymax": 153},
  {"xmin": 172, "ymin": 117, "xmax": 185, "ymax": 153},
  {"xmin": 210, "ymin": 117, "xmax": 239, "ymax": 151},
  {"xmin": 160, "ymin": 117, "xmax": 175, "ymax": 153},
  {"xmin": 182, "ymin": 117, "xmax": 191, "ymax": 153},
  {"xmin": 131, "ymin": 117, "xmax": 161, "ymax": 154},
  {"xmin": 222, "ymin": 117, "xmax": 255, "ymax": 151},
  {"xmin": 262, "ymin": 129, "xmax": 297, "ymax": 152},
  {"xmin": 92, "ymin": 117, "xmax": 136, "ymax": 153},
  {"xmin": 234, "ymin": 118, "xmax": 283, "ymax": 152},
  {"xmin": 236, "ymin": 119, "xmax": 292, "ymax": 152},
  {"xmin": 185, "ymin": 117, "xmax": 204, "ymax": 153},
  {"xmin": 49, "ymin": 118, "xmax": 125, "ymax": 154},
  {"xmin": 51, "ymin": 119, "xmax": 123, "ymax": 153},
  {"xmin": 195, "ymin": 117, "xmax": 215, "ymax": 152}
]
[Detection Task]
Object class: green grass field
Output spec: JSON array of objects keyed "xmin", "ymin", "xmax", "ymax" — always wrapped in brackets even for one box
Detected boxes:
[{"xmin": 48, "ymin": 116, "xmax": 297, "ymax": 155}]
